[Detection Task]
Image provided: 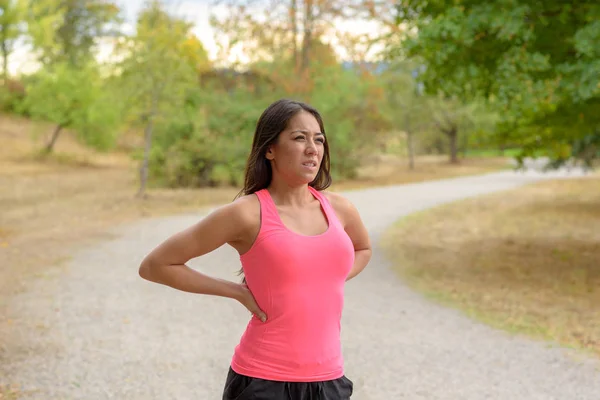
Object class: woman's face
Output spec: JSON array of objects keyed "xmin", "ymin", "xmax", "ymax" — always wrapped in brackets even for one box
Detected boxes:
[{"xmin": 266, "ymin": 110, "xmax": 325, "ymax": 185}]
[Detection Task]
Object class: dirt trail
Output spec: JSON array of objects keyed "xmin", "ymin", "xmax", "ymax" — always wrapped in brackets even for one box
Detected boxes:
[{"xmin": 3, "ymin": 169, "xmax": 599, "ymax": 399}]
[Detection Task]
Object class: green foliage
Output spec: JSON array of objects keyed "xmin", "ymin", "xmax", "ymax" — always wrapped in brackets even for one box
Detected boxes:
[
  {"xmin": 118, "ymin": 1, "xmax": 221, "ymax": 191},
  {"xmin": 379, "ymin": 60, "xmax": 430, "ymax": 156},
  {"xmin": 146, "ymin": 79, "xmax": 278, "ymax": 187},
  {"xmin": 396, "ymin": 0, "xmax": 600, "ymax": 166},
  {"xmin": 75, "ymin": 79, "xmax": 123, "ymax": 150},
  {"xmin": 310, "ymin": 63, "xmax": 393, "ymax": 179},
  {"xmin": 5, "ymin": 0, "xmax": 539, "ymax": 190},
  {"xmin": 22, "ymin": 62, "xmax": 120, "ymax": 150},
  {"xmin": 26, "ymin": 0, "xmax": 121, "ymax": 67},
  {"xmin": 572, "ymin": 132, "xmax": 600, "ymax": 169},
  {"xmin": 206, "ymin": 0, "xmax": 399, "ymax": 181},
  {"xmin": 0, "ymin": 0, "xmax": 26, "ymax": 79},
  {"xmin": 117, "ymin": 1, "xmax": 200, "ymax": 119},
  {"xmin": 142, "ymin": 40, "xmax": 396, "ymax": 188},
  {"xmin": 379, "ymin": 59, "xmax": 501, "ymax": 161},
  {"xmin": 0, "ymin": 79, "xmax": 26, "ymax": 113},
  {"xmin": 147, "ymin": 88, "xmax": 265, "ymax": 188}
]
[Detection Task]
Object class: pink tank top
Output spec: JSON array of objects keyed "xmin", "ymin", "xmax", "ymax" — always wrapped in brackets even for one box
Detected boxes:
[{"xmin": 230, "ymin": 186, "xmax": 355, "ymax": 382}]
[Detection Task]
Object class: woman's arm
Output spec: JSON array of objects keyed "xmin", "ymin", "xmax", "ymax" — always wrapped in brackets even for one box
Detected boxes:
[
  {"xmin": 138, "ymin": 198, "xmax": 267, "ymax": 321},
  {"xmin": 325, "ymin": 192, "xmax": 372, "ymax": 281},
  {"xmin": 342, "ymin": 201, "xmax": 372, "ymax": 281}
]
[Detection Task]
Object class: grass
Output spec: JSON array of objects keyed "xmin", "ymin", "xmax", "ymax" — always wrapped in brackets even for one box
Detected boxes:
[
  {"xmin": 381, "ymin": 176, "xmax": 600, "ymax": 357},
  {"xmin": 332, "ymin": 153, "xmax": 511, "ymax": 191},
  {"xmin": 0, "ymin": 113, "xmax": 512, "ymax": 394},
  {"xmin": 464, "ymin": 148, "xmax": 523, "ymax": 158},
  {"xmin": 0, "ymin": 115, "xmax": 241, "ymax": 305},
  {"xmin": 0, "ymin": 385, "xmax": 21, "ymax": 400}
]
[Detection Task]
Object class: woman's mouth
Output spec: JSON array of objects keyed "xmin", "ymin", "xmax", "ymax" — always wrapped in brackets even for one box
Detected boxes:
[{"xmin": 302, "ymin": 161, "xmax": 318, "ymax": 170}]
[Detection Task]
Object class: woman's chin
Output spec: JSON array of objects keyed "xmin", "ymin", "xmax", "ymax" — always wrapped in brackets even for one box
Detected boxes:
[
  {"xmin": 302, "ymin": 171, "xmax": 319, "ymax": 182},
  {"xmin": 291, "ymin": 174, "xmax": 317, "ymax": 186}
]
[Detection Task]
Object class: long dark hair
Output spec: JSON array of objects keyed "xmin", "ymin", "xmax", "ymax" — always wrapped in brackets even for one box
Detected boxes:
[{"xmin": 235, "ymin": 98, "xmax": 332, "ymax": 200}]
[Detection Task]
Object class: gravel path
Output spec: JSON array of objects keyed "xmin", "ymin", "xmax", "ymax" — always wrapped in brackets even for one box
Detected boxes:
[{"xmin": 4, "ymin": 169, "xmax": 600, "ymax": 400}]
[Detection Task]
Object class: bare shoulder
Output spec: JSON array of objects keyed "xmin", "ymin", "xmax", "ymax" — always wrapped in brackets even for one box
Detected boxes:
[
  {"xmin": 321, "ymin": 190, "xmax": 369, "ymax": 247},
  {"xmin": 322, "ymin": 190, "xmax": 352, "ymax": 210},
  {"xmin": 139, "ymin": 192, "xmax": 261, "ymax": 268},
  {"xmin": 198, "ymin": 193, "xmax": 260, "ymax": 240},
  {"xmin": 226, "ymin": 193, "xmax": 261, "ymax": 229},
  {"xmin": 322, "ymin": 190, "xmax": 359, "ymax": 227}
]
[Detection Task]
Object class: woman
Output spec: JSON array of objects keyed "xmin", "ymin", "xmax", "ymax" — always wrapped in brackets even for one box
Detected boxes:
[{"xmin": 138, "ymin": 98, "xmax": 372, "ymax": 399}]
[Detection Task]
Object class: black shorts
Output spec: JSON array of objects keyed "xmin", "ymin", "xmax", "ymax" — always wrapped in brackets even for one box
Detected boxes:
[{"xmin": 222, "ymin": 367, "xmax": 354, "ymax": 400}]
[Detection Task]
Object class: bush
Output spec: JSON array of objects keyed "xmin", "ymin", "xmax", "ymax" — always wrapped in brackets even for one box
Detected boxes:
[
  {"xmin": 0, "ymin": 79, "xmax": 26, "ymax": 114},
  {"xmin": 145, "ymin": 64, "xmax": 394, "ymax": 188},
  {"xmin": 147, "ymin": 87, "xmax": 265, "ymax": 187}
]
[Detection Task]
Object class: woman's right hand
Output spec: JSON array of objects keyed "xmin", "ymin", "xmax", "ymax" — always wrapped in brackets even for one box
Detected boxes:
[{"xmin": 237, "ymin": 284, "xmax": 267, "ymax": 323}]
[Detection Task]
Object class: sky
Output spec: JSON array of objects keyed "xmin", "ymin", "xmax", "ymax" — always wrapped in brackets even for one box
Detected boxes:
[
  {"xmin": 116, "ymin": 0, "xmax": 385, "ymax": 63},
  {"xmin": 9, "ymin": 0, "xmax": 384, "ymax": 75},
  {"xmin": 118, "ymin": 0, "xmax": 220, "ymax": 58},
  {"xmin": 10, "ymin": 0, "xmax": 220, "ymax": 74}
]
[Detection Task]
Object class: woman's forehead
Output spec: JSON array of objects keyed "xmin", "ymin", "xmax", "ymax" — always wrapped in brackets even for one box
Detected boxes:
[{"xmin": 286, "ymin": 111, "xmax": 320, "ymax": 131}]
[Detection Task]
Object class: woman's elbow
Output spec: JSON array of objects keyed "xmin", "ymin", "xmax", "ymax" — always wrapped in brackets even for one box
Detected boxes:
[{"xmin": 138, "ymin": 257, "xmax": 158, "ymax": 282}]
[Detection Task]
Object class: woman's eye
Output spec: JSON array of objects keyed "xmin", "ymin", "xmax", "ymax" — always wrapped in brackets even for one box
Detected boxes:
[{"xmin": 294, "ymin": 136, "xmax": 324, "ymax": 144}]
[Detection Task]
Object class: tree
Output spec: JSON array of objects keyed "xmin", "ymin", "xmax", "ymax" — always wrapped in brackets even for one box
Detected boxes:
[
  {"xmin": 117, "ymin": 0, "xmax": 202, "ymax": 197},
  {"xmin": 207, "ymin": 1, "xmax": 398, "ymax": 181},
  {"xmin": 0, "ymin": 0, "xmax": 25, "ymax": 82},
  {"xmin": 211, "ymin": 0, "xmax": 329, "ymax": 95},
  {"xmin": 23, "ymin": 61, "xmax": 121, "ymax": 152},
  {"xmin": 210, "ymin": 1, "xmax": 394, "ymax": 86},
  {"xmin": 212, "ymin": 0, "xmax": 325, "ymax": 68},
  {"xmin": 180, "ymin": 33, "xmax": 211, "ymax": 74},
  {"xmin": 427, "ymin": 95, "xmax": 483, "ymax": 164},
  {"xmin": 395, "ymin": 0, "xmax": 600, "ymax": 166},
  {"xmin": 26, "ymin": 0, "xmax": 121, "ymax": 67},
  {"xmin": 307, "ymin": 62, "xmax": 392, "ymax": 178},
  {"xmin": 381, "ymin": 60, "xmax": 430, "ymax": 169}
]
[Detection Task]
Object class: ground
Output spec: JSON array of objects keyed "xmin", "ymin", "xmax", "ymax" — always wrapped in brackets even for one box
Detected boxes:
[
  {"xmin": 3, "ymin": 169, "xmax": 600, "ymax": 399},
  {"xmin": 381, "ymin": 175, "xmax": 600, "ymax": 357}
]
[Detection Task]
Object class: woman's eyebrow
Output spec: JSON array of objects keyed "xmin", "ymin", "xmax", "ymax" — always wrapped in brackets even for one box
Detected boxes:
[{"xmin": 290, "ymin": 129, "xmax": 324, "ymax": 136}]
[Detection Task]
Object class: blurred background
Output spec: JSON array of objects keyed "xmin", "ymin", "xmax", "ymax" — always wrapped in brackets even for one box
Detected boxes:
[
  {"xmin": 1, "ymin": 1, "xmax": 599, "ymax": 396},
  {"xmin": 2, "ymin": 0, "xmax": 598, "ymax": 193}
]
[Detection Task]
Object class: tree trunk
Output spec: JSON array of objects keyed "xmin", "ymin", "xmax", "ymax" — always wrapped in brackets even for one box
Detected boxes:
[
  {"xmin": 300, "ymin": 0, "xmax": 313, "ymax": 73},
  {"xmin": 448, "ymin": 128, "xmax": 459, "ymax": 164},
  {"xmin": 1, "ymin": 40, "xmax": 8, "ymax": 83},
  {"xmin": 290, "ymin": 0, "xmax": 299, "ymax": 73},
  {"xmin": 461, "ymin": 131, "xmax": 469, "ymax": 158},
  {"xmin": 405, "ymin": 113, "xmax": 415, "ymax": 170},
  {"xmin": 45, "ymin": 124, "xmax": 64, "ymax": 153},
  {"xmin": 137, "ymin": 117, "xmax": 154, "ymax": 198},
  {"xmin": 407, "ymin": 131, "xmax": 415, "ymax": 170},
  {"xmin": 137, "ymin": 94, "xmax": 159, "ymax": 198}
]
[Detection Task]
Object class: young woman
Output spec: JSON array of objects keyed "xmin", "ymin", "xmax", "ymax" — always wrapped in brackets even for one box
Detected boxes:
[{"xmin": 138, "ymin": 98, "xmax": 372, "ymax": 399}]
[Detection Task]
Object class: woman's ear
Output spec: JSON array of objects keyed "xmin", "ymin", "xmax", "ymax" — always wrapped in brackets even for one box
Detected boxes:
[{"xmin": 265, "ymin": 147, "xmax": 274, "ymax": 160}]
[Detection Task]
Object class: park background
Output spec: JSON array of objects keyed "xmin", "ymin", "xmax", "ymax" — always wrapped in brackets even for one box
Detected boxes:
[{"xmin": 1, "ymin": 0, "xmax": 599, "ymax": 397}]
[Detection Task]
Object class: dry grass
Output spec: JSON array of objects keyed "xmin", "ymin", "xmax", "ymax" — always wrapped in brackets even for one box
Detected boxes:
[
  {"xmin": 381, "ymin": 176, "xmax": 600, "ymax": 356},
  {"xmin": 0, "ymin": 116, "xmax": 240, "ymax": 376},
  {"xmin": 0, "ymin": 384, "xmax": 21, "ymax": 399},
  {"xmin": 332, "ymin": 153, "xmax": 510, "ymax": 191}
]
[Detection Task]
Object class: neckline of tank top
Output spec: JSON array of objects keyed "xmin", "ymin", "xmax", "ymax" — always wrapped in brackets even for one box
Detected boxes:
[{"xmin": 262, "ymin": 186, "xmax": 331, "ymax": 239}]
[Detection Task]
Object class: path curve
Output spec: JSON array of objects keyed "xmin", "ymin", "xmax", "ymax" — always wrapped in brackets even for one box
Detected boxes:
[{"xmin": 4, "ymin": 169, "xmax": 600, "ymax": 399}]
